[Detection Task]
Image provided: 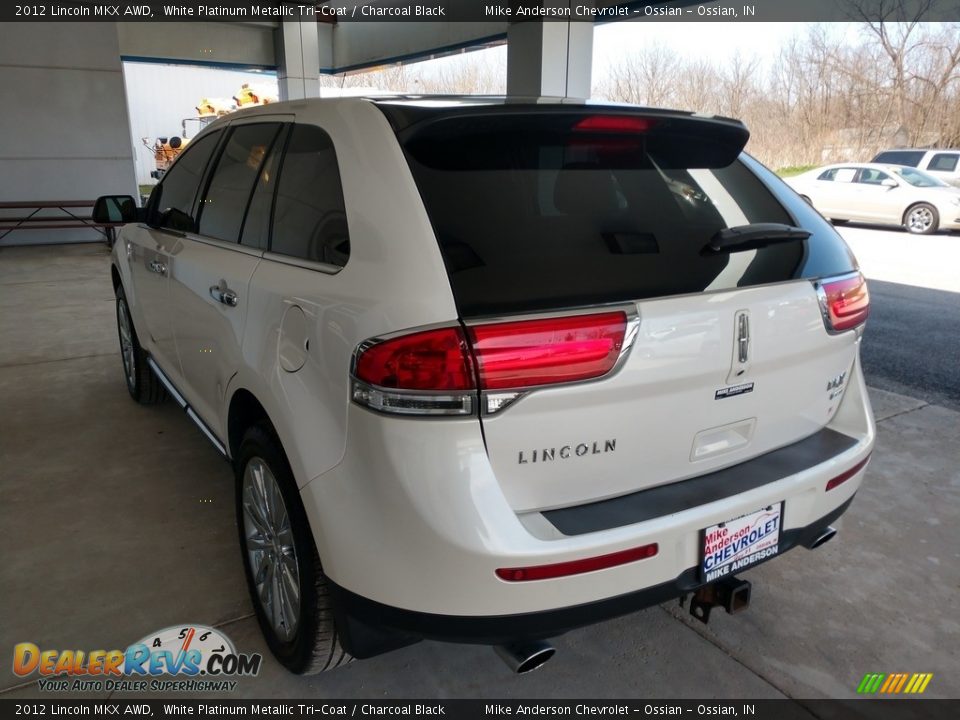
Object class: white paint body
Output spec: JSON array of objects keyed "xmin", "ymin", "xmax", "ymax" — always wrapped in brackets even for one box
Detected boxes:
[{"xmin": 113, "ymin": 98, "xmax": 875, "ymax": 620}]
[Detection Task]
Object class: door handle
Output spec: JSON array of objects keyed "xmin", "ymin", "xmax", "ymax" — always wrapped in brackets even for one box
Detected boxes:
[
  {"xmin": 210, "ymin": 284, "xmax": 238, "ymax": 307},
  {"xmin": 148, "ymin": 259, "xmax": 166, "ymax": 275}
]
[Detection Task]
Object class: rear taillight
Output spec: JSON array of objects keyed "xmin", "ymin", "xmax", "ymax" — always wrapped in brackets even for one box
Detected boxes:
[
  {"xmin": 816, "ymin": 272, "xmax": 870, "ymax": 333},
  {"xmin": 352, "ymin": 327, "xmax": 476, "ymax": 416},
  {"xmin": 468, "ymin": 312, "xmax": 627, "ymax": 391},
  {"xmin": 352, "ymin": 311, "xmax": 631, "ymax": 416}
]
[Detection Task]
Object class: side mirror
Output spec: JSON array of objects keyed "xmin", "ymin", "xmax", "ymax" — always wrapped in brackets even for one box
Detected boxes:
[
  {"xmin": 93, "ymin": 195, "xmax": 138, "ymax": 224},
  {"xmin": 881, "ymin": 178, "xmax": 898, "ymax": 188}
]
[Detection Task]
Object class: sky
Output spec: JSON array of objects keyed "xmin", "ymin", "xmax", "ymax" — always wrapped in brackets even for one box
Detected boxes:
[
  {"xmin": 366, "ymin": 20, "xmax": 868, "ymax": 91},
  {"xmin": 592, "ymin": 21, "xmax": 863, "ymax": 71}
]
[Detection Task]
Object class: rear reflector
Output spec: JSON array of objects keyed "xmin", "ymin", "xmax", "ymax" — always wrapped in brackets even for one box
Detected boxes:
[
  {"xmin": 817, "ymin": 273, "xmax": 870, "ymax": 333},
  {"xmin": 826, "ymin": 454, "xmax": 871, "ymax": 491},
  {"xmin": 468, "ymin": 312, "xmax": 627, "ymax": 391},
  {"xmin": 573, "ymin": 115, "xmax": 658, "ymax": 133},
  {"xmin": 496, "ymin": 543, "xmax": 658, "ymax": 582}
]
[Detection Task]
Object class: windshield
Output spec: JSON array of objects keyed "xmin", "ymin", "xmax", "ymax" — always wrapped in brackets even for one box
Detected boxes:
[{"xmin": 892, "ymin": 166, "xmax": 947, "ymax": 187}]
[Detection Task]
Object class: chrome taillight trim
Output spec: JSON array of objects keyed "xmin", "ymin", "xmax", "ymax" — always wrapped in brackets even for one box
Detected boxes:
[{"xmin": 351, "ymin": 379, "xmax": 475, "ymax": 417}]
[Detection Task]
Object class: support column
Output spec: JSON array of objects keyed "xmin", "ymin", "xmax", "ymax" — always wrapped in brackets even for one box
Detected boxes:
[
  {"xmin": 506, "ymin": 2, "xmax": 594, "ymax": 99},
  {"xmin": 276, "ymin": 20, "xmax": 321, "ymax": 101}
]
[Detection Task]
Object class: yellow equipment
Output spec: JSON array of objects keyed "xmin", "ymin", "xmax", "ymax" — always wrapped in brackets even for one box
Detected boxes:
[{"xmin": 145, "ymin": 84, "xmax": 277, "ymax": 179}]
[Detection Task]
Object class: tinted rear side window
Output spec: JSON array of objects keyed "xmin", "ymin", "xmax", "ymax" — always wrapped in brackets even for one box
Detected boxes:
[
  {"xmin": 198, "ymin": 122, "xmax": 282, "ymax": 242},
  {"xmin": 398, "ymin": 112, "xmax": 855, "ymax": 316},
  {"xmin": 271, "ymin": 124, "xmax": 350, "ymax": 268},
  {"xmin": 872, "ymin": 150, "xmax": 925, "ymax": 167}
]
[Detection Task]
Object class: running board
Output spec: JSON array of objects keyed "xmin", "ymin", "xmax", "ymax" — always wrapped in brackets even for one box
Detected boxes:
[{"xmin": 146, "ymin": 357, "xmax": 227, "ymax": 457}]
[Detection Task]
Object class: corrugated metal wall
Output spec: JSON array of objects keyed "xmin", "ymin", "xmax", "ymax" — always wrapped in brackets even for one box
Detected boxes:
[{"xmin": 122, "ymin": 62, "xmax": 278, "ymax": 188}]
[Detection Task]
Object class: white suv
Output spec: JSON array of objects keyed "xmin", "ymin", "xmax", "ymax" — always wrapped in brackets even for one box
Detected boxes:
[
  {"xmin": 96, "ymin": 97, "xmax": 875, "ymax": 675},
  {"xmin": 872, "ymin": 148, "xmax": 960, "ymax": 186}
]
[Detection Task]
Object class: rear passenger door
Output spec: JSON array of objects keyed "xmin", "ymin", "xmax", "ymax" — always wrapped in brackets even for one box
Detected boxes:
[
  {"xmin": 168, "ymin": 118, "xmax": 288, "ymax": 441},
  {"xmin": 814, "ymin": 167, "xmax": 859, "ymax": 218}
]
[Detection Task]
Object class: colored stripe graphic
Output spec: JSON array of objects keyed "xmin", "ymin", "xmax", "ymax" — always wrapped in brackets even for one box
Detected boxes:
[
  {"xmin": 858, "ymin": 672, "xmax": 933, "ymax": 694},
  {"xmin": 857, "ymin": 673, "xmax": 884, "ymax": 694},
  {"xmin": 893, "ymin": 674, "xmax": 909, "ymax": 693}
]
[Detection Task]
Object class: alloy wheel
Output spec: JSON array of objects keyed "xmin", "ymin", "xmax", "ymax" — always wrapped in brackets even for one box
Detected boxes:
[
  {"xmin": 117, "ymin": 298, "xmax": 136, "ymax": 388},
  {"xmin": 907, "ymin": 206, "xmax": 934, "ymax": 233},
  {"xmin": 242, "ymin": 457, "xmax": 301, "ymax": 641}
]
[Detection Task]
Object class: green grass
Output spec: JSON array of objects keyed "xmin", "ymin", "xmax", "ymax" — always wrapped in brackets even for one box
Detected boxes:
[
  {"xmin": 138, "ymin": 184, "xmax": 156, "ymax": 197},
  {"xmin": 776, "ymin": 165, "xmax": 818, "ymax": 178}
]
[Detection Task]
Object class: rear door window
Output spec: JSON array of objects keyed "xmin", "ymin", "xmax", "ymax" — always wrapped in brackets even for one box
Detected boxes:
[
  {"xmin": 856, "ymin": 168, "xmax": 892, "ymax": 185},
  {"xmin": 198, "ymin": 122, "xmax": 282, "ymax": 243},
  {"xmin": 270, "ymin": 124, "xmax": 350, "ymax": 268},
  {"xmin": 820, "ymin": 168, "xmax": 857, "ymax": 182},
  {"xmin": 395, "ymin": 110, "xmax": 856, "ymax": 316}
]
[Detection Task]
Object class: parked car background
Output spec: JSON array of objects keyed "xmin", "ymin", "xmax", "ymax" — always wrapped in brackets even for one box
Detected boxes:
[
  {"xmin": 786, "ymin": 163, "xmax": 960, "ymax": 235},
  {"xmin": 871, "ymin": 148, "xmax": 960, "ymax": 186}
]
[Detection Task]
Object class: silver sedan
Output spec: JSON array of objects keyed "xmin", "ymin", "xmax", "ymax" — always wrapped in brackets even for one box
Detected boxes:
[{"xmin": 786, "ymin": 163, "xmax": 960, "ymax": 235}]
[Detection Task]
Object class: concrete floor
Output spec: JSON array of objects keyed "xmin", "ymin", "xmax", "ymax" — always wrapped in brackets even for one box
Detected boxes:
[{"xmin": 1, "ymin": 243, "xmax": 958, "ymax": 699}]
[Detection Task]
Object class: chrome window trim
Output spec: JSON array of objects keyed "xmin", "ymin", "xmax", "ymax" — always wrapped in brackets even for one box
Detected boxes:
[
  {"xmin": 261, "ymin": 251, "xmax": 343, "ymax": 275},
  {"xmin": 184, "ymin": 232, "xmax": 266, "ymax": 258}
]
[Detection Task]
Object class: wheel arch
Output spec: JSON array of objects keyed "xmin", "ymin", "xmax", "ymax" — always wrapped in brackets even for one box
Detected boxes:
[
  {"xmin": 902, "ymin": 200, "xmax": 939, "ymax": 226},
  {"xmin": 227, "ymin": 388, "xmax": 273, "ymax": 462},
  {"xmin": 111, "ymin": 264, "xmax": 122, "ymax": 292}
]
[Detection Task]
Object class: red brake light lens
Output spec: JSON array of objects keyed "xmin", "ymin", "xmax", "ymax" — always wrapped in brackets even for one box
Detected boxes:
[
  {"xmin": 573, "ymin": 115, "xmax": 658, "ymax": 133},
  {"xmin": 820, "ymin": 273, "xmax": 870, "ymax": 332},
  {"xmin": 496, "ymin": 543, "xmax": 659, "ymax": 582},
  {"xmin": 354, "ymin": 327, "xmax": 475, "ymax": 391},
  {"xmin": 468, "ymin": 312, "xmax": 628, "ymax": 391}
]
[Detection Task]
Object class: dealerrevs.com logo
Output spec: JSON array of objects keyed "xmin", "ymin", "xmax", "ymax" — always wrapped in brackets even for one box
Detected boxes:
[{"xmin": 12, "ymin": 625, "xmax": 262, "ymax": 693}]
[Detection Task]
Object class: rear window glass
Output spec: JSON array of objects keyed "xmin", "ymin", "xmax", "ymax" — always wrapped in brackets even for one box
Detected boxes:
[
  {"xmin": 398, "ymin": 112, "xmax": 855, "ymax": 316},
  {"xmin": 872, "ymin": 150, "xmax": 925, "ymax": 167}
]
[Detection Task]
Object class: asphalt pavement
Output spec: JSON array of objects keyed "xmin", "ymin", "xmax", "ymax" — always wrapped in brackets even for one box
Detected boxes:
[
  {"xmin": 859, "ymin": 279, "xmax": 960, "ymax": 411},
  {"xmin": 838, "ymin": 224, "xmax": 960, "ymax": 411}
]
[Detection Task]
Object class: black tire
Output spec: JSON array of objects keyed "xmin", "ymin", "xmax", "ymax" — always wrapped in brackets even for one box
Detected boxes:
[
  {"xmin": 235, "ymin": 422, "xmax": 352, "ymax": 675},
  {"xmin": 904, "ymin": 203, "xmax": 939, "ymax": 235},
  {"xmin": 115, "ymin": 284, "xmax": 165, "ymax": 405}
]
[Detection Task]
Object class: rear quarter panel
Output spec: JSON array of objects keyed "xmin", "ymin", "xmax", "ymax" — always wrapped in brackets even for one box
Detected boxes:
[{"xmin": 226, "ymin": 100, "xmax": 461, "ymax": 487}]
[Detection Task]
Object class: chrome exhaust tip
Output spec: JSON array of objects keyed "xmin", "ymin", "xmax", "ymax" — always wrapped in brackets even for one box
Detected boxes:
[
  {"xmin": 806, "ymin": 526, "xmax": 838, "ymax": 550},
  {"xmin": 493, "ymin": 640, "xmax": 555, "ymax": 674}
]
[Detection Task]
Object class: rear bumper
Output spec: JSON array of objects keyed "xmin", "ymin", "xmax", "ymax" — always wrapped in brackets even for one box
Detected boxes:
[
  {"xmin": 329, "ymin": 496, "xmax": 854, "ymax": 655},
  {"xmin": 300, "ymin": 354, "xmax": 875, "ymax": 620}
]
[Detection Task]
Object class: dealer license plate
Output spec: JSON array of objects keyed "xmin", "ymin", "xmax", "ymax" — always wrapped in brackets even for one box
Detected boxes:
[{"xmin": 700, "ymin": 503, "xmax": 783, "ymax": 582}]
